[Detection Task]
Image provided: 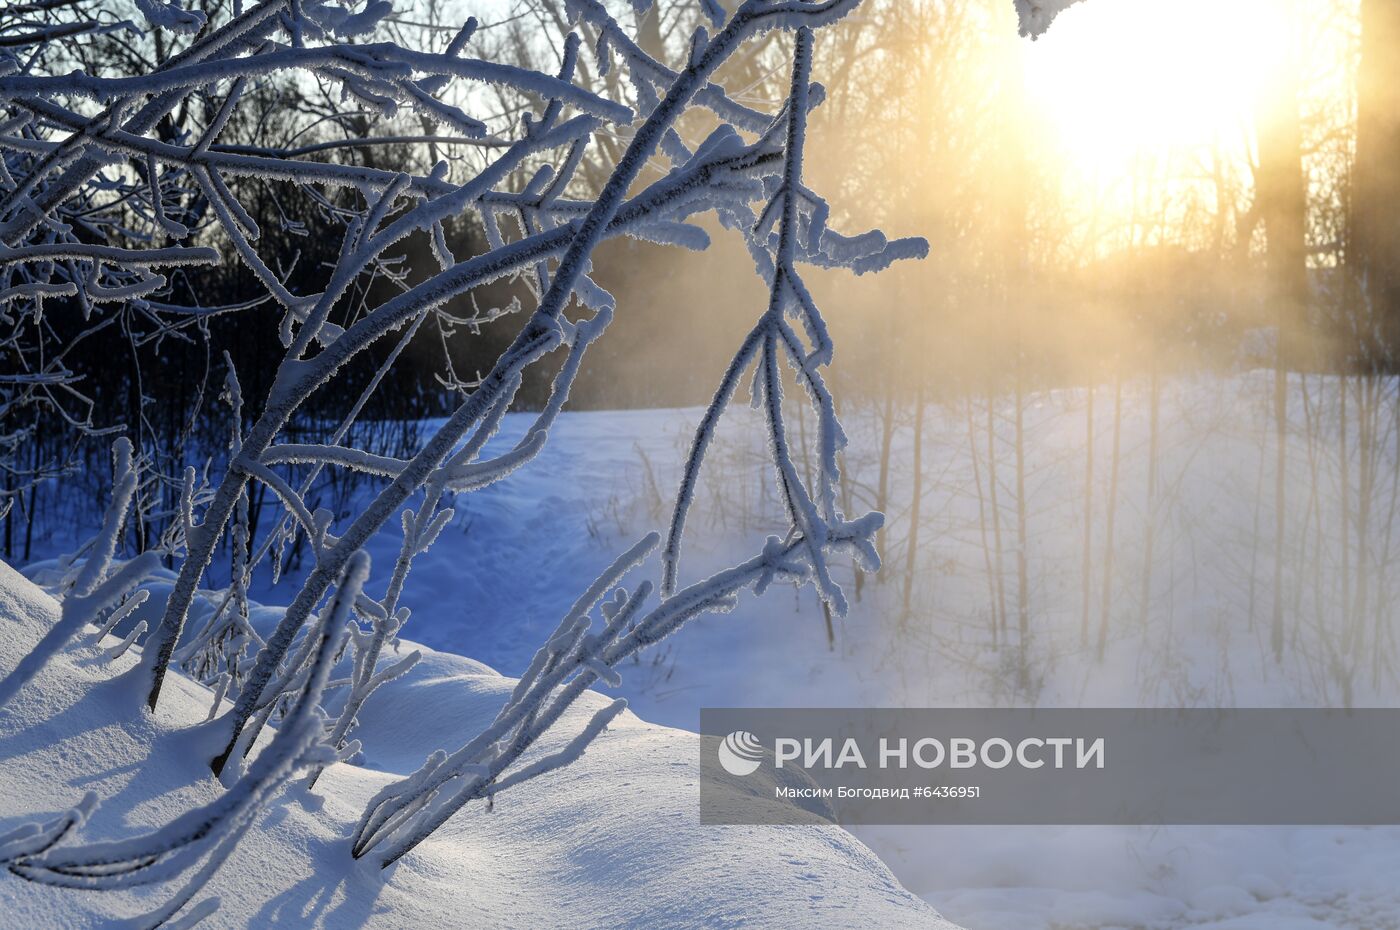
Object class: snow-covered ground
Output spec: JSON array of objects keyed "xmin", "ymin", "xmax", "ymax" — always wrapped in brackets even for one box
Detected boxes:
[
  {"xmin": 0, "ymin": 558, "xmax": 949, "ymax": 928},
  {"xmin": 6, "ymin": 371, "xmax": 1398, "ymax": 929},
  {"xmin": 262, "ymin": 371, "xmax": 1394, "ymax": 930}
]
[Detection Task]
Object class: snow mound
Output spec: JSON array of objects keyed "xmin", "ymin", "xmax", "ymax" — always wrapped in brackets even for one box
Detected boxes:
[{"xmin": 0, "ymin": 560, "xmax": 951, "ymax": 928}]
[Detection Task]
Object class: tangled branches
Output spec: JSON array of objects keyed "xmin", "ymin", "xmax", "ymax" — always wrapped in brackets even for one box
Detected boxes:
[{"xmin": 1, "ymin": 0, "xmax": 928, "ymax": 921}]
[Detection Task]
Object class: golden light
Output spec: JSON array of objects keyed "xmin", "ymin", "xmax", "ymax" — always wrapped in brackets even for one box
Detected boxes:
[{"xmin": 1020, "ymin": 0, "xmax": 1293, "ymax": 190}]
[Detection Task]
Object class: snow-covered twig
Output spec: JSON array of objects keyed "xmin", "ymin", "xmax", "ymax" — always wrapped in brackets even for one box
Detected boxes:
[
  {"xmin": 0, "ymin": 440, "xmax": 158, "ymax": 706},
  {"xmin": 3, "ymin": 552, "xmax": 368, "ymax": 928},
  {"xmin": 1013, "ymin": 0, "xmax": 1086, "ymax": 39},
  {"xmin": 4, "ymin": 0, "xmax": 928, "ymax": 894}
]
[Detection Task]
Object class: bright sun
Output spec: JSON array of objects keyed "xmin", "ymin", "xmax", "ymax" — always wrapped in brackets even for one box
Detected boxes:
[{"xmin": 1021, "ymin": 0, "xmax": 1295, "ymax": 188}]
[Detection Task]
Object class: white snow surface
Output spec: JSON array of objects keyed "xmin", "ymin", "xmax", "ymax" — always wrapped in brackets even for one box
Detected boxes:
[
  {"xmin": 9, "ymin": 372, "xmax": 1400, "ymax": 929},
  {"xmin": 280, "ymin": 377, "xmax": 1398, "ymax": 930},
  {"xmin": 0, "ymin": 559, "xmax": 950, "ymax": 928}
]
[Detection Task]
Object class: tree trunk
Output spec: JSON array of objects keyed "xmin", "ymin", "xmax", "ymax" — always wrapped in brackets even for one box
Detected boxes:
[
  {"xmin": 1254, "ymin": 3, "xmax": 1307, "ymax": 660},
  {"xmin": 1139, "ymin": 363, "xmax": 1160, "ymax": 633},
  {"xmin": 967, "ymin": 394, "xmax": 999, "ymax": 646},
  {"xmin": 986, "ymin": 388, "xmax": 1008, "ymax": 640},
  {"xmin": 1097, "ymin": 368, "xmax": 1124, "ymax": 662},
  {"xmin": 1014, "ymin": 353, "xmax": 1030, "ymax": 680},
  {"xmin": 902, "ymin": 381, "xmax": 926, "ymax": 625},
  {"xmin": 1353, "ymin": 0, "xmax": 1400, "ymax": 362},
  {"xmin": 874, "ymin": 377, "xmax": 896, "ymax": 582},
  {"xmin": 1081, "ymin": 380, "xmax": 1095, "ymax": 648}
]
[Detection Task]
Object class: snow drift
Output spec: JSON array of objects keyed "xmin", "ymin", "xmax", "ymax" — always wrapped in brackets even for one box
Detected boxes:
[{"xmin": 0, "ymin": 559, "xmax": 951, "ymax": 928}]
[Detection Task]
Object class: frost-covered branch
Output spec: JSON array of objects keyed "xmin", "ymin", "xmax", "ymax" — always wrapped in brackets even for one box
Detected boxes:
[
  {"xmin": 0, "ymin": 439, "xmax": 158, "ymax": 706},
  {"xmin": 184, "ymin": 0, "xmax": 898, "ymax": 779},
  {"xmin": 663, "ymin": 23, "xmax": 921, "ymax": 610},
  {"xmin": 2, "ymin": 553, "xmax": 366, "ymax": 929},
  {"xmin": 1013, "ymin": 0, "xmax": 1086, "ymax": 38},
  {"xmin": 345, "ymin": 2, "xmax": 922, "ymax": 867},
  {"xmin": 4, "ymin": 0, "xmax": 929, "ymax": 900}
]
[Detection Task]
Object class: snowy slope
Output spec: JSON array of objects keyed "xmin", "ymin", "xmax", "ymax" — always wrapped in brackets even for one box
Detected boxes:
[
  {"xmin": 271, "ymin": 382, "xmax": 1400, "ymax": 930},
  {"xmin": 0, "ymin": 559, "xmax": 952, "ymax": 928},
  {"xmin": 12, "ymin": 373, "xmax": 1400, "ymax": 929}
]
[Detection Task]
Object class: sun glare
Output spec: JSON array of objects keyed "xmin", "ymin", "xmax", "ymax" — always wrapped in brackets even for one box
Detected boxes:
[{"xmin": 1022, "ymin": 0, "xmax": 1294, "ymax": 191}]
